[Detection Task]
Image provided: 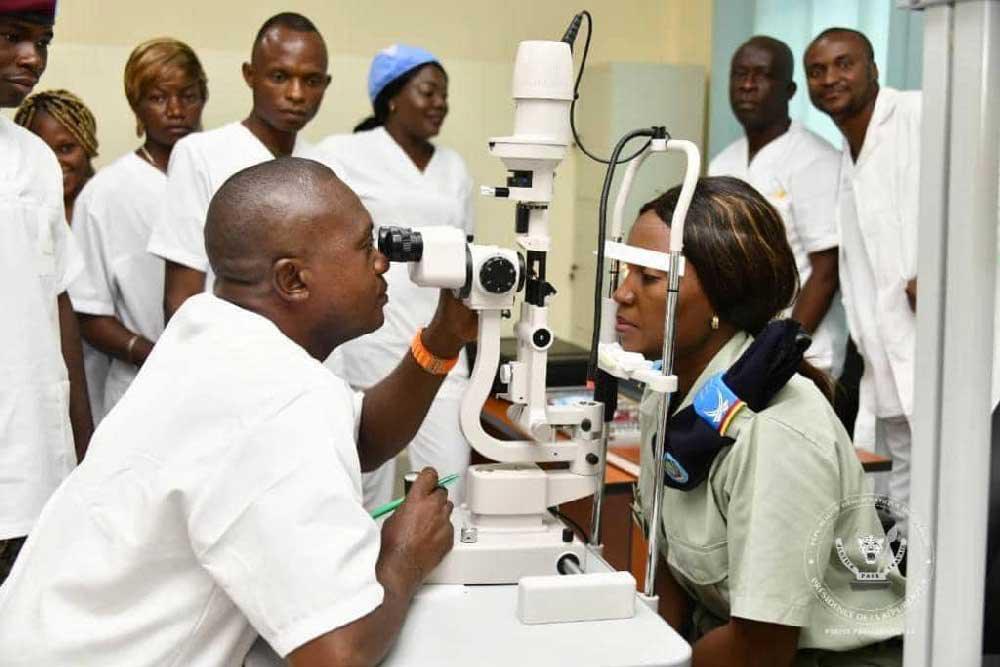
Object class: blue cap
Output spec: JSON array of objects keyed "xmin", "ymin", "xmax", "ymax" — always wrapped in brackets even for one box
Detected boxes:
[{"xmin": 368, "ymin": 44, "xmax": 439, "ymax": 103}]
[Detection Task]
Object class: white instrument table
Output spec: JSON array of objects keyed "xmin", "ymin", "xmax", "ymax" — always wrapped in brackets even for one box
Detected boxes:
[
  {"xmin": 247, "ymin": 550, "xmax": 690, "ymax": 667},
  {"xmin": 383, "ymin": 576, "xmax": 690, "ymax": 665}
]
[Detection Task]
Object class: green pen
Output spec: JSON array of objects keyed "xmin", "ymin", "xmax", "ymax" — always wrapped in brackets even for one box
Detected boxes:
[{"xmin": 370, "ymin": 473, "xmax": 460, "ymax": 520}]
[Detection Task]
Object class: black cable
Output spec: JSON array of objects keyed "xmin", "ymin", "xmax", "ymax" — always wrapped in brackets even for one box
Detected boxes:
[
  {"xmin": 550, "ymin": 506, "xmax": 589, "ymax": 543},
  {"xmin": 561, "ymin": 11, "xmax": 584, "ymax": 44},
  {"xmin": 586, "ymin": 127, "xmax": 658, "ymax": 381},
  {"xmin": 569, "ymin": 11, "xmax": 651, "ymax": 165}
]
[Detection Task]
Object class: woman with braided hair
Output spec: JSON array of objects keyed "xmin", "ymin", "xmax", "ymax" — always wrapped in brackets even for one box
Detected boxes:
[
  {"xmin": 67, "ymin": 37, "xmax": 207, "ymax": 417},
  {"xmin": 15, "ymin": 88, "xmax": 106, "ymax": 422},
  {"xmin": 14, "ymin": 88, "xmax": 97, "ymax": 224}
]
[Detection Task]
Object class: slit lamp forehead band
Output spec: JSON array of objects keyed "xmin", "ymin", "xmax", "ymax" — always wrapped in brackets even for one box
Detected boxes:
[{"xmin": 601, "ymin": 241, "xmax": 685, "ymax": 275}]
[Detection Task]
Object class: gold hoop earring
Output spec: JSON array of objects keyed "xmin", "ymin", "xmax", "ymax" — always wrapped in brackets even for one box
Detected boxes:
[{"xmin": 711, "ymin": 315, "xmax": 720, "ymax": 330}]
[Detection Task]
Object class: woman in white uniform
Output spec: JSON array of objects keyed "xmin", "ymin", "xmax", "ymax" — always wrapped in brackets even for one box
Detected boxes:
[
  {"xmin": 14, "ymin": 89, "xmax": 108, "ymax": 422},
  {"xmin": 68, "ymin": 38, "xmax": 207, "ymax": 413},
  {"xmin": 317, "ymin": 44, "xmax": 474, "ymax": 507},
  {"xmin": 617, "ymin": 177, "xmax": 903, "ymax": 665}
]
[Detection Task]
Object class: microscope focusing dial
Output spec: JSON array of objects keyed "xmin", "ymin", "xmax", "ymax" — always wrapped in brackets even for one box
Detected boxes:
[{"xmin": 479, "ymin": 255, "xmax": 519, "ymax": 294}]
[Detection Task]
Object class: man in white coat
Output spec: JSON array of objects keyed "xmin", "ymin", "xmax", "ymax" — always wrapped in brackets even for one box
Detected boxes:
[
  {"xmin": 709, "ymin": 36, "xmax": 846, "ymax": 379},
  {"xmin": 0, "ymin": 158, "xmax": 475, "ymax": 666},
  {"xmin": 0, "ymin": 0, "xmax": 93, "ymax": 584},
  {"xmin": 805, "ymin": 27, "xmax": 921, "ymax": 529},
  {"xmin": 147, "ymin": 11, "xmax": 330, "ymax": 320}
]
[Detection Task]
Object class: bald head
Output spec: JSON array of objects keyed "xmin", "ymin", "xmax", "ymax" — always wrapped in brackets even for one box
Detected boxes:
[
  {"xmin": 205, "ymin": 157, "xmax": 357, "ymax": 286},
  {"xmin": 205, "ymin": 156, "xmax": 388, "ymax": 359}
]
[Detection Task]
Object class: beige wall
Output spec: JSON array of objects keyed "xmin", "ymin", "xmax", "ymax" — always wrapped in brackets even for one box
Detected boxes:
[{"xmin": 8, "ymin": 0, "xmax": 712, "ymax": 342}]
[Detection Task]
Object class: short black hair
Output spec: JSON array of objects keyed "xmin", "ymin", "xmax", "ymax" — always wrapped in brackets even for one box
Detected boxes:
[
  {"xmin": 737, "ymin": 35, "xmax": 794, "ymax": 81},
  {"xmin": 253, "ymin": 12, "xmax": 319, "ymax": 49},
  {"xmin": 812, "ymin": 27, "xmax": 875, "ymax": 63}
]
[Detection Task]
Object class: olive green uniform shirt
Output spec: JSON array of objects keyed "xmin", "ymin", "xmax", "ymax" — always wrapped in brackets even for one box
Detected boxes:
[{"xmin": 637, "ymin": 333, "xmax": 904, "ymax": 663}]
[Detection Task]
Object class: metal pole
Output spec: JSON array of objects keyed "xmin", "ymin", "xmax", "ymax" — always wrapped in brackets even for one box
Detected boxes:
[
  {"xmin": 589, "ymin": 249, "xmax": 624, "ymax": 547},
  {"xmin": 904, "ymin": 2, "xmax": 1000, "ymax": 665},
  {"xmin": 643, "ymin": 251, "xmax": 682, "ymax": 598},
  {"xmin": 588, "ymin": 422, "xmax": 611, "ymax": 546},
  {"xmin": 902, "ymin": 2, "xmax": 951, "ymax": 664}
]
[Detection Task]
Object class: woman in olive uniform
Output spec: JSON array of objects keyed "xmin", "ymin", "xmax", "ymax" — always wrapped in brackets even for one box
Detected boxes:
[{"xmin": 616, "ymin": 177, "xmax": 904, "ymax": 666}]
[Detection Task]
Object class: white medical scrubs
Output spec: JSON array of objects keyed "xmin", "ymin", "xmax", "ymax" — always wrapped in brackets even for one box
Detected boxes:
[
  {"xmin": 0, "ymin": 294, "xmax": 383, "ymax": 665},
  {"xmin": 710, "ymin": 121, "xmax": 848, "ymax": 377},
  {"xmin": 0, "ymin": 115, "xmax": 83, "ymax": 541},
  {"xmin": 69, "ymin": 152, "xmax": 166, "ymax": 414},
  {"xmin": 316, "ymin": 127, "xmax": 475, "ymax": 507},
  {"xmin": 836, "ymin": 87, "xmax": 921, "ymax": 524},
  {"xmin": 81, "ymin": 338, "xmax": 110, "ymax": 424},
  {"xmin": 146, "ymin": 122, "xmax": 315, "ymax": 287}
]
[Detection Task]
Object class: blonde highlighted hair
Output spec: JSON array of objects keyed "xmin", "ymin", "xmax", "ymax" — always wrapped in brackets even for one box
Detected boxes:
[
  {"xmin": 124, "ymin": 37, "xmax": 208, "ymax": 136},
  {"xmin": 640, "ymin": 176, "xmax": 834, "ymax": 400}
]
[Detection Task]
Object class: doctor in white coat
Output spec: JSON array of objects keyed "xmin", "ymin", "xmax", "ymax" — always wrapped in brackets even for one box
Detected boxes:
[
  {"xmin": 317, "ymin": 45, "xmax": 474, "ymax": 508},
  {"xmin": 805, "ymin": 27, "xmax": 920, "ymax": 528},
  {"xmin": 709, "ymin": 36, "xmax": 846, "ymax": 379},
  {"xmin": 0, "ymin": 158, "xmax": 467, "ymax": 666}
]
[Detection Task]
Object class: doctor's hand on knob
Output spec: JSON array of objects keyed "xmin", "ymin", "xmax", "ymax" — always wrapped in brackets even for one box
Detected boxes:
[
  {"xmin": 377, "ymin": 467, "xmax": 454, "ymax": 598},
  {"xmin": 421, "ymin": 289, "xmax": 479, "ymax": 359}
]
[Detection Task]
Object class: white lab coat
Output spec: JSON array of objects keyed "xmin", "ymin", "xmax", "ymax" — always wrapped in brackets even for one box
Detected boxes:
[
  {"xmin": 315, "ymin": 127, "xmax": 474, "ymax": 506},
  {"xmin": 709, "ymin": 121, "xmax": 848, "ymax": 377},
  {"xmin": 146, "ymin": 122, "xmax": 315, "ymax": 287},
  {"xmin": 0, "ymin": 294, "xmax": 382, "ymax": 664},
  {"xmin": 70, "ymin": 152, "xmax": 166, "ymax": 414},
  {"xmin": 837, "ymin": 87, "xmax": 921, "ymax": 420},
  {"xmin": 0, "ymin": 116, "xmax": 83, "ymax": 540}
]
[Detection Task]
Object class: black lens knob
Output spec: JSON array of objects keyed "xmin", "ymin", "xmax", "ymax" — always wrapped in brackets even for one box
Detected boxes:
[
  {"xmin": 479, "ymin": 256, "xmax": 517, "ymax": 294},
  {"xmin": 532, "ymin": 328, "xmax": 552, "ymax": 349},
  {"xmin": 377, "ymin": 226, "xmax": 422, "ymax": 262}
]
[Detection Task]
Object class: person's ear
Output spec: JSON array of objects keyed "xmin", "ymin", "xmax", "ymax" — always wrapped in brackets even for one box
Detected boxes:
[
  {"xmin": 241, "ymin": 62, "xmax": 254, "ymax": 89},
  {"xmin": 787, "ymin": 80, "xmax": 797, "ymax": 100},
  {"xmin": 272, "ymin": 258, "xmax": 310, "ymax": 303}
]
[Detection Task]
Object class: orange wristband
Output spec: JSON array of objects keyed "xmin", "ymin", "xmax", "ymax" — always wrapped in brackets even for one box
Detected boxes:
[{"xmin": 410, "ymin": 328, "xmax": 460, "ymax": 376}]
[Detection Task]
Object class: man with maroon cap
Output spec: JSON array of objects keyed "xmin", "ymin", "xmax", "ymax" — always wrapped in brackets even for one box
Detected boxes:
[{"xmin": 0, "ymin": 0, "xmax": 93, "ymax": 583}]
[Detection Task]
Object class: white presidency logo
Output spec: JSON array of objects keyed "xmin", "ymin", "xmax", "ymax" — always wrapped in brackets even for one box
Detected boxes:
[{"xmin": 804, "ymin": 493, "xmax": 932, "ymax": 624}]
